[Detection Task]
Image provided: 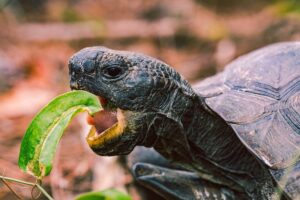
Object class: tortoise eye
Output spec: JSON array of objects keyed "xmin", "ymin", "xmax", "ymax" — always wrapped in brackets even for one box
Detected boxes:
[{"xmin": 102, "ymin": 66, "xmax": 124, "ymax": 79}]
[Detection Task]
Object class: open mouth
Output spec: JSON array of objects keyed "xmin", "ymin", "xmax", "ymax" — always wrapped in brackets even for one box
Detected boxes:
[{"xmin": 86, "ymin": 96, "xmax": 127, "ymax": 148}]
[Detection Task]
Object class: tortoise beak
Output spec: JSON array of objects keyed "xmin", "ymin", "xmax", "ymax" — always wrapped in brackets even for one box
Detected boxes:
[{"xmin": 86, "ymin": 108, "xmax": 127, "ymax": 149}]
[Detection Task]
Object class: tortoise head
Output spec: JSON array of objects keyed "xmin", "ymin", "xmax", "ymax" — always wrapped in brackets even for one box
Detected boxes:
[{"xmin": 69, "ymin": 47, "xmax": 196, "ymax": 156}]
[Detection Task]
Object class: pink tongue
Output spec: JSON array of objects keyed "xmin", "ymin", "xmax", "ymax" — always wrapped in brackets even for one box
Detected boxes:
[{"xmin": 87, "ymin": 110, "xmax": 118, "ymax": 134}]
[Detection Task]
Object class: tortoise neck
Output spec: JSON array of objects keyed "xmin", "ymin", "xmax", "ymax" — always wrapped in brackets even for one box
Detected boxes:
[
  {"xmin": 147, "ymin": 90, "xmax": 273, "ymax": 196},
  {"xmin": 185, "ymin": 97, "xmax": 269, "ymax": 177},
  {"xmin": 151, "ymin": 90, "xmax": 264, "ymax": 171}
]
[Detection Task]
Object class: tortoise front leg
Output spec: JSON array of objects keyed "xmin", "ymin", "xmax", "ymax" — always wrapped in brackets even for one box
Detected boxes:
[{"xmin": 131, "ymin": 162, "xmax": 237, "ymax": 200}]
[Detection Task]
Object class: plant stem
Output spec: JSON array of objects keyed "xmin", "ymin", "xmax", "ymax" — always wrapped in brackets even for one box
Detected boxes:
[
  {"xmin": 0, "ymin": 176, "xmax": 35, "ymax": 186},
  {"xmin": 0, "ymin": 175, "xmax": 54, "ymax": 200},
  {"xmin": 0, "ymin": 179, "xmax": 23, "ymax": 199},
  {"xmin": 36, "ymin": 184, "xmax": 54, "ymax": 200}
]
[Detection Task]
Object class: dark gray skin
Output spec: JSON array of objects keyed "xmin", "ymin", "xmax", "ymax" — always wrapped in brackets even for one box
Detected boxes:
[{"xmin": 69, "ymin": 47, "xmax": 288, "ymax": 200}]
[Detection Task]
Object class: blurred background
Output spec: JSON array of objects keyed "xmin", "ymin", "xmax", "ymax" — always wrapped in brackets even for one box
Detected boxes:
[{"xmin": 0, "ymin": 0, "xmax": 299, "ymax": 199}]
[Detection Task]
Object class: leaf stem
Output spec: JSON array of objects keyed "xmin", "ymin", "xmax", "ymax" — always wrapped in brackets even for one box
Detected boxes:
[{"xmin": 0, "ymin": 175, "xmax": 54, "ymax": 200}]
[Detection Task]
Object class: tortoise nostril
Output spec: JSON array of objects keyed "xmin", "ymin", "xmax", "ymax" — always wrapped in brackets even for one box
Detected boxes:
[{"xmin": 70, "ymin": 80, "xmax": 79, "ymax": 90}]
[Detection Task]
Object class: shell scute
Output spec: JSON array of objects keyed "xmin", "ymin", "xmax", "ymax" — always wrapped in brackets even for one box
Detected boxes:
[{"xmin": 195, "ymin": 42, "xmax": 300, "ymax": 169}]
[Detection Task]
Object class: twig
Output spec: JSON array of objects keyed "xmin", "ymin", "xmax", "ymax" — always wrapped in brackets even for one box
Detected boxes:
[
  {"xmin": 31, "ymin": 184, "xmax": 41, "ymax": 199},
  {"xmin": 0, "ymin": 178, "xmax": 23, "ymax": 199},
  {"xmin": 0, "ymin": 176, "xmax": 35, "ymax": 186},
  {"xmin": 36, "ymin": 184, "xmax": 54, "ymax": 200},
  {"xmin": 0, "ymin": 175, "xmax": 54, "ymax": 200}
]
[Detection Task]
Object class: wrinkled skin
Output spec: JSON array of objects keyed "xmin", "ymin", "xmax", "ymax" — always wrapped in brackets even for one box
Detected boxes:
[
  {"xmin": 69, "ymin": 47, "xmax": 196, "ymax": 156},
  {"xmin": 69, "ymin": 47, "xmax": 286, "ymax": 200}
]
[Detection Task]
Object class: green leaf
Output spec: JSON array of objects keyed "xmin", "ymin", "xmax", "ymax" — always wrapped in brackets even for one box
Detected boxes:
[
  {"xmin": 75, "ymin": 189, "xmax": 132, "ymax": 200},
  {"xmin": 18, "ymin": 90, "xmax": 102, "ymax": 179}
]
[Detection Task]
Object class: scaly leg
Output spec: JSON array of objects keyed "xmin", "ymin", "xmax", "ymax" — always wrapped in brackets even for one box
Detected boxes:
[{"xmin": 128, "ymin": 147, "xmax": 241, "ymax": 200}]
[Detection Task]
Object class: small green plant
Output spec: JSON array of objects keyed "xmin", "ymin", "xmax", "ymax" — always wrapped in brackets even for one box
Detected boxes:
[
  {"xmin": 75, "ymin": 189, "xmax": 132, "ymax": 200},
  {"xmin": 0, "ymin": 175, "xmax": 131, "ymax": 200}
]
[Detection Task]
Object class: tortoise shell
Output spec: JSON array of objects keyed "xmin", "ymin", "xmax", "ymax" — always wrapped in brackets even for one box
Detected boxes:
[{"xmin": 194, "ymin": 42, "xmax": 300, "ymax": 196}]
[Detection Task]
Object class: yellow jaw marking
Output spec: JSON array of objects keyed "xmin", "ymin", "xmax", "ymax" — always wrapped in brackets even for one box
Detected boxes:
[{"xmin": 86, "ymin": 108, "xmax": 126, "ymax": 148}]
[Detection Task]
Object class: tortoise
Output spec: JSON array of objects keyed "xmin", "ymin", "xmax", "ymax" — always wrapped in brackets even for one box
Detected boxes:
[{"xmin": 68, "ymin": 42, "xmax": 300, "ymax": 200}]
